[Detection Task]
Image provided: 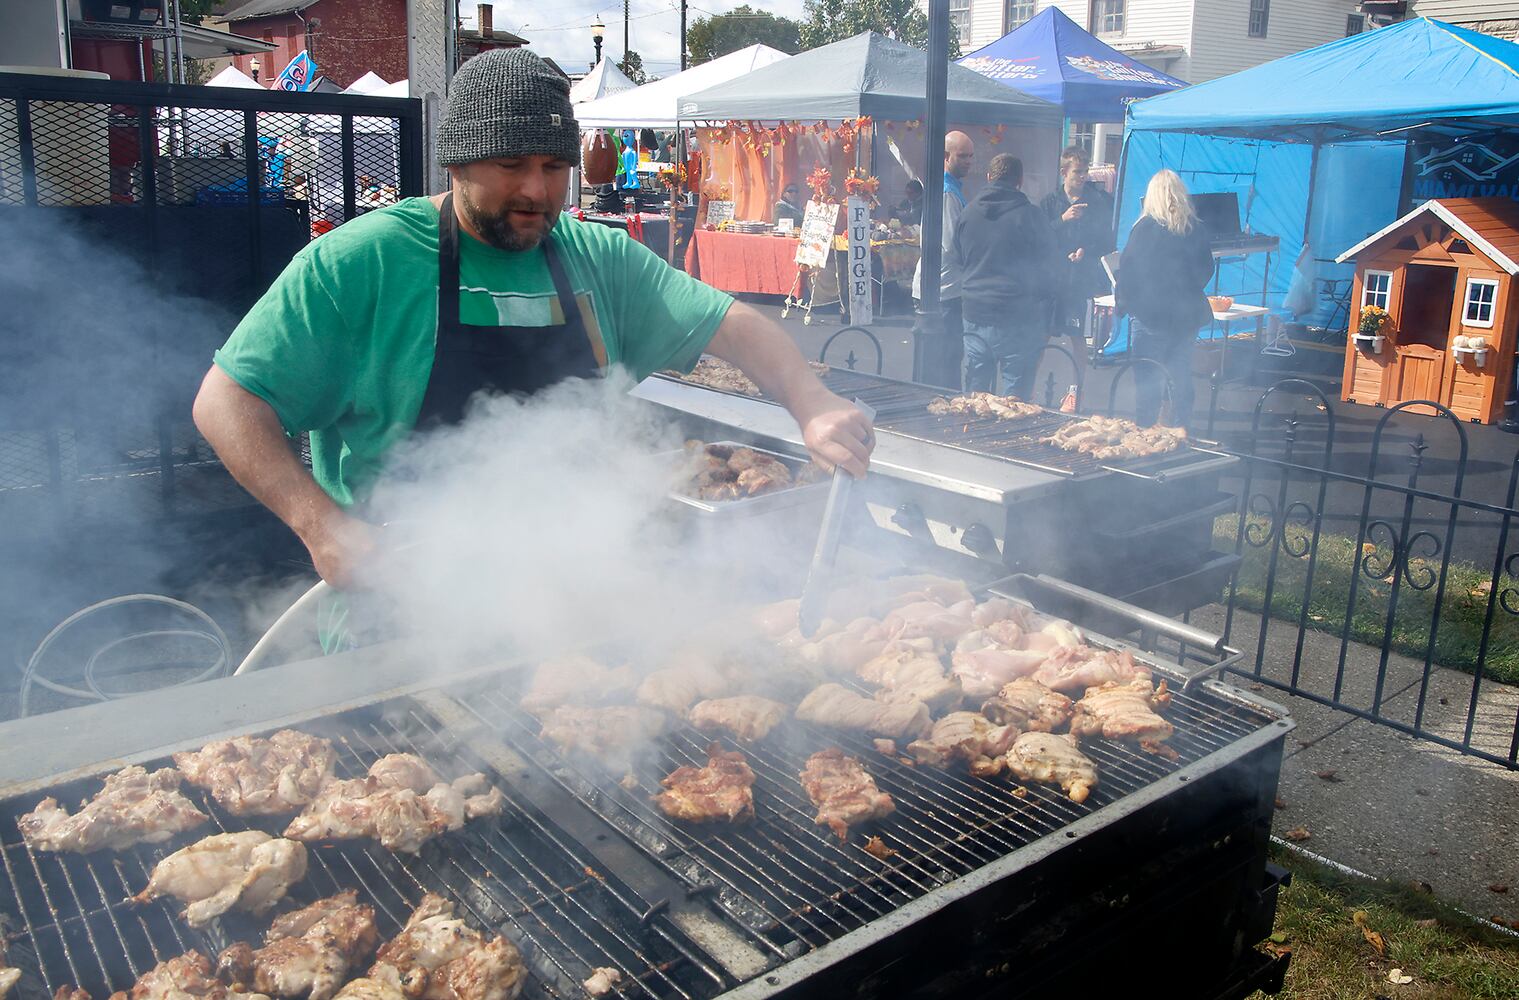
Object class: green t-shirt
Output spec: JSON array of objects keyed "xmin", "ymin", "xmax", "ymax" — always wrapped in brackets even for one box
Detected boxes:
[{"xmin": 215, "ymin": 197, "xmax": 732, "ymax": 506}]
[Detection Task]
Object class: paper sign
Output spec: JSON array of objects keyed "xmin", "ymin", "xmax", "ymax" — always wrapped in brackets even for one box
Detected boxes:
[
  {"xmin": 795, "ymin": 200, "xmax": 839, "ymax": 268},
  {"xmin": 846, "ymin": 196, "xmax": 873, "ymax": 326},
  {"xmin": 776, "ymin": 217, "xmax": 795, "ymax": 235},
  {"xmin": 705, "ymin": 200, "xmax": 735, "ymax": 226}
]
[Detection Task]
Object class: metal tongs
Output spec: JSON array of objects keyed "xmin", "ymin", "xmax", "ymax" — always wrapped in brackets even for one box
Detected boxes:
[{"xmin": 797, "ymin": 399, "xmax": 877, "ymax": 638}]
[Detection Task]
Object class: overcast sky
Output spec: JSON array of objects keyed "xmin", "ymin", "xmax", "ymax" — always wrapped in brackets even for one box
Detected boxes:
[{"xmin": 463, "ymin": 0, "xmax": 811, "ymax": 77}]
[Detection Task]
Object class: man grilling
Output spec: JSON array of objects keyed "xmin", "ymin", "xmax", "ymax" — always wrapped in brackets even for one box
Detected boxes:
[{"xmin": 192, "ymin": 49, "xmax": 873, "ymax": 594}]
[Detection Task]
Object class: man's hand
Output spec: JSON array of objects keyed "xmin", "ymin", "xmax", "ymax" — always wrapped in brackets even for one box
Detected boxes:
[
  {"xmin": 1069, "ymin": 248, "xmax": 1085, "ymax": 263},
  {"xmin": 1062, "ymin": 202, "xmax": 1087, "ymax": 223},
  {"xmin": 298, "ymin": 509, "xmax": 379, "ymax": 589},
  {"xmin": 795, "ymin": 389, "xmax": 873, "ymax": 478}
]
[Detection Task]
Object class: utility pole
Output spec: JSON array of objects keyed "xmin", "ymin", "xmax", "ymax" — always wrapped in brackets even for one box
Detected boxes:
[
  {"xmin": 680, "ymin": 0, "xmax": 687, "ymax": 70},
  {"xmin": 912, "ymin": 0, "xmax": 949, "ymax": 386},
  {"xmin": 624, "ymin": 0, "xmax": 629, "ymax": 65}
]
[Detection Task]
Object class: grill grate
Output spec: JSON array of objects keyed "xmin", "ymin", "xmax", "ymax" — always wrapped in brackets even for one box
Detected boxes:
[
  {"xmin": 0, "ymin": 704, "xmax": 717, "ymax": 1000},
  {"xmin": 459, "ymin": 674, "xmax": 1273, "ymax": 961}
]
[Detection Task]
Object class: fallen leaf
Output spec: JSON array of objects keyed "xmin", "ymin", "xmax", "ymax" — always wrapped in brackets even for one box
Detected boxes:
[
  {"xmin": 1388, "ymin": 969, "xmax": 1414, "ymax": 985},
  {"xmin": 1362, "ymin": 542, "xmax": 1377, "ymax": 556},
  {"xmin": 1354, "ymin": 910, "xmax": 1387, "ymax": 955},
  {"xmin": 1268, "ymin": 931, "xmax": 1289, "ymax": 944},
  {"xmin": 1274, "ymin": 796, "xmax": 1288, "ymax": 810},
  {"xmin": 1492, "ymin": 915, "xmax": 1519, "ymax": 931},
  {"xmin": 1472, "ymin": 580, "xmax": 1493, "ymax": 597},
  {"xmin": 1315, "ymin": 769, "xmax": 1343, "ymax": 783},
  {"xmin": 1415, "ymin": 918, "xmax": 1439, "ymax": 928},
  {"xmin": 1489, "ymin": 884, "xmax": 1510, "ymax": 894},
  {"xmin": 1284, "ymin": 826, "xmax": 1311, "ymax": 842},
  {"xmin": 1408, "ymin": 880, "xmax": 1433, "ymax": 895}
]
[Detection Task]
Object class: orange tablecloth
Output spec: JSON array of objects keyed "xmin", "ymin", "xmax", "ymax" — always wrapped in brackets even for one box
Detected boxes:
[{"xmin": 692, "ymin": 229, "xmax": 801, "ymax": 295}]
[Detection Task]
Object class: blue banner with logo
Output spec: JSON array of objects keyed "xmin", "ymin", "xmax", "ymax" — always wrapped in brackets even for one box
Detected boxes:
[{"xmin": 274, "ymin": 52, "xmax": 318, "ymax": 93}]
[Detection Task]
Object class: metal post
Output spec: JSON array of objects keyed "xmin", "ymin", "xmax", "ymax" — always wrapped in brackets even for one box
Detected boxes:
[
  {"xmin": 912, "ymin": 0, "xmax": 949, "ymax": 385},
  {"xmin": 341, "ymin": 115, "xmax": 357, "ymax": 221},
  {"xmin": 171, "ymin": 0, "xmax": 186, "ymax": 84},
  {"xmin": 680, "ymin": 0, "xmax": 687, "ymax": 71},
  {"xmin": 624, "ymin": 0, "xmax": 630, "ymax": 66}
]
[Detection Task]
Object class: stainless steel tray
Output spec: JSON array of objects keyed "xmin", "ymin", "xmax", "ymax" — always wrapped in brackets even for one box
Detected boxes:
[{"xmin": 667, "ymin": 440, "xmax": 830, "ymax": 516}]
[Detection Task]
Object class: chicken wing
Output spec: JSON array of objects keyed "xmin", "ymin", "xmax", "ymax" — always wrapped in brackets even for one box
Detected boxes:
[
  {"xmin": 368, "ymin": 894, "xmax": 526, "ymax": 1000},
  {"xmin": 980, "ymin": 677, "xmax": 1075, "ymax": 733},
  {"xmin": 130, "ymin": 831, "xmax": 307, "ymax": 928},
  {"xmin": 172, "ymin": 730, "xmax": 335, "ymax": 818},
  {"xmin": 18, "ymin": 766, "xmax": 207, "ymax": 853},
  {"xmin": 795, "ymin": 683, "xmax": 932, "ymax": 740},
  {"xmin": 906, "ymin": 712, "xmax": 1019, "ymax": 776},
  {"xmin": 1070, "ymin": 678, "xmax": 1174, "ymax": 745},
  {"xmin": 856, "ymin": 643, "xmax": 962, "ymax": 712},
  {"xmin": 1004, "ymin": 732, "xmax": 1098, "ymax": 804},
  {"xmin": 217, "ymin": 890, "xmax": 379, "ymax": 1000},
  {"xmin": 799, "ymin": 749, "xmax": 895, "ymax": 841},
  {"xmin": 688, "ymin": 695, "xmax": 788, "ymax": 741}
]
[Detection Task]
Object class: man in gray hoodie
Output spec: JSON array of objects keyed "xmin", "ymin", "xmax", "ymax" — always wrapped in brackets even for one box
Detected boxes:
[{"xmin": 952, "ymin": 153, "xmax": 1058, "ymax": 397}]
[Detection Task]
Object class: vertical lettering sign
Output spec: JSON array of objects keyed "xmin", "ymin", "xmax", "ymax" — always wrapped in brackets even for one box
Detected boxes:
[{"xmin": 846, "ymin": 196, "xmax": 873, "ymax": 326}]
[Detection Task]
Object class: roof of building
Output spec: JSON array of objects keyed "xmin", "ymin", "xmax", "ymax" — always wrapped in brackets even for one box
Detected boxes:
[
  {"xmin": 1337, "ymin": 197, "xmax": 1519, "ymax": 274},
  {"xmin": 219, "ymin": 0, "xmax": 320, "ymax": 21},
  {"xmin": 458, "ymin": 26, "xmax": 530, "ymax": 46}
]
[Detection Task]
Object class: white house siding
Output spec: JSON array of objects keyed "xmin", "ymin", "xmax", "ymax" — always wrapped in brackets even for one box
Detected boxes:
[
  {"xmin": 1411, "ymin": 1, "xmax": 1519, "ymax": 38},
  {"xmin": 1047, "ymin": 0, "xmax": 1196, "ymax": 80},
  {"xmin": 1186, "ymin": 0, "xmax": 1364, "ymax": 82}
]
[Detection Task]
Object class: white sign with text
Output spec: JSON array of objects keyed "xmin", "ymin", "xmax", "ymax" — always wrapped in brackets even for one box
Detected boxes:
[
  {"xmin": 795, "ymin": 200, "xmax": 839, "ymax": 268},
  {"xmin": 846, "ymin": 196, "xmax": 873, "ymax": 326},
  {"xmin": 705, "ymin": 200, "xmax": 735, "ymax": 226}
]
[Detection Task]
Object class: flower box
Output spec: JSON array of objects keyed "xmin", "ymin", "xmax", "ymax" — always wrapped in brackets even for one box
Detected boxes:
[{"xmin": 1353, "ymin": 333, "xmax": 1385, "ymax": 354}]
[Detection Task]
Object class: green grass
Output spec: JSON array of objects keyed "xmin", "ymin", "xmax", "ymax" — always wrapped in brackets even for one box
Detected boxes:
[
  {"xmin": 1269, "ymin": 845, "xmax": 1519, "ymax": 999},
  {"xmin": 1217, "ymin": 515, "xmax": 1519, "ymax": 686}
]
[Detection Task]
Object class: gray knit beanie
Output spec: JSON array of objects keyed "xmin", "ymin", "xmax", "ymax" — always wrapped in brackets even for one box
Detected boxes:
[{"xmin": 437, "ymin": 49, "xmax": 580, "ymax": 167}]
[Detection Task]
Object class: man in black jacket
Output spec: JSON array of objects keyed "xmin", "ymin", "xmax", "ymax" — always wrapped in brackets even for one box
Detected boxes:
[
  {"xmin": 952, "ymin": 154, "xmax": 1057, "ymax": 397},
  {"xmin": 1041, "ymin": 147, "xmax": 1115, "ymax": 373}
]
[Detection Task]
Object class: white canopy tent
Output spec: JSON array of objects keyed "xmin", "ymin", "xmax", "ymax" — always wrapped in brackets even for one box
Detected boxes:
[
  {"xmin": 374, "ymin": 79, "xmax": 410, "ymax": 97},
  {"xmin": 570, "ymin": 59, "xmax": 635, "ymax": 104},
  {"xmin": 574, "ymin": 45, "xmax": 790, "ymax": 128},
  {"xmin": 206, "ymin": 65, "xmax": 265, "ymax": 89},
  {"xmin": 342, "ymin": 71, "xmax": 391, "ymax": 95}
]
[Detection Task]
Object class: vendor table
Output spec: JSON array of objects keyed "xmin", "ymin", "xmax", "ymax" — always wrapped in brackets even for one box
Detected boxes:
[
  {"xmin": 582, "ymin": 211, "xmax": 674, "ymax": 263},
  {"xmin": 691, "ymin": 229, "xmax": 802, "ymax": 295}
]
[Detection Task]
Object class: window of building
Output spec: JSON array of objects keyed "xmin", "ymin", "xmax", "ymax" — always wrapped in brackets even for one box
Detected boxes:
[
  {"xmin": 1006, "ymin": 0, "xmax": 1036, "ymax": 31},
  {"xmin": 1071, "ymin": 122, "xmax": 1097, "ymax": 157},
  {"xmin": 1465, "ymin": 278, "xmax": 1499, "ymax": 328},
  {"xmin": 1362, "ymin": 270, "xmax": 1393, "ymax": 312},
  {"xmin": 1346, "ymin": 13, "xmax": 1365, "ymax": 36},
  {"xmin": 1248, "ymin": 0, "xmax": 1269, "ymax": 37},
  {"xmin": 950, "ymin": 0, "xmax": 973, "ymax": 47},
  {"xmin": 1091, "ymin": 0, "xmax": 1124, "ymax": 35}
]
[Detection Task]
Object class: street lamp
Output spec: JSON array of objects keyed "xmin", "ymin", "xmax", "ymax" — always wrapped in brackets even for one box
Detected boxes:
[
  {"xmin": 249, "ymin": 56, "xmax": 260, "ymax": 81},
  {"xmin": 591, "ymin": 17, "xmax": 606, "ymax": 66}
]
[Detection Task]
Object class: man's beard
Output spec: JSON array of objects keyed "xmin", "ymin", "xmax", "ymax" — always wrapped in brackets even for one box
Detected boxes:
[{"xmin": 457, "ymin": 186, "xmax": 557, "ymax": 251}]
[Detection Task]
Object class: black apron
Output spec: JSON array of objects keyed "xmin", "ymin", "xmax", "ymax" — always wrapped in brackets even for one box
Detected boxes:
[{"xmin": 414, "ymin": 192, "xmax": 602, "ymax": 427}]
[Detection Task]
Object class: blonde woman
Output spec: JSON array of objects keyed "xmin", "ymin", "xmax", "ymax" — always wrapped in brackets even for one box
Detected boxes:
[{"xmin": 1115, "ymin": 169, "xmax": 1215, "ymax": 428}]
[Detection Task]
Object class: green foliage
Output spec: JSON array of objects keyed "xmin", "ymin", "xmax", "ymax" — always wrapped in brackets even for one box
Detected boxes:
[
  {"xmin": 618, "ymin": 50, "xmax": 649, "ymax": 85},
  {"xmin": 798, "ymin": 0, "xmax": 960, "ymax": 58},
  {"xmin": 687, "ymin": 5, "xmax": 802, "ymax": 65}
]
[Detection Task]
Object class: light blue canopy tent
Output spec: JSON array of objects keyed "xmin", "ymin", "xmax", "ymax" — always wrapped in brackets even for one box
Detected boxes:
[
  {"xmin": 958, "ymin": 7, "xmax": 1184, "ymax": 124},
  {"xmin": 1108, "ymin": 17, "xmax": 1519, "ymax": 353}
]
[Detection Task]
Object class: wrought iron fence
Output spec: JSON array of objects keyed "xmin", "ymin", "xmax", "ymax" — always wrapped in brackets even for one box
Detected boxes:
[
  {"xmin": 1211, "ymin": 379, "xmax": 1519, "ymax": 770},
  {"xmin": 0, "ymin": 73, "xmax": 422, "ymax": 532}
]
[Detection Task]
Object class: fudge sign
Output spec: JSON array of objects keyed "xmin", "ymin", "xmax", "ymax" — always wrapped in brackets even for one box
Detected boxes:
[{"xmin": 847, "ymin": 196, "xmax": 873, "ymax": 326}]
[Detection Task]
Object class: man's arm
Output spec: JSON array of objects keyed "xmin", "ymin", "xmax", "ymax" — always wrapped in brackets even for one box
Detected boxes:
[
  {"xmin": 192, "ymin": 366, "xmax": 374, "ymax": 587},
  {"xmin": 705, "ymin": 302, "xmax": 873, "ymax": 477}
]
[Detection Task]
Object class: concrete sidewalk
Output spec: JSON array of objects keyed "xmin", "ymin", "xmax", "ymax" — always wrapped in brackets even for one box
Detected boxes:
[{"xmin": 1188, "ymin": 603, "xmax": 1519, "ymax": 927}]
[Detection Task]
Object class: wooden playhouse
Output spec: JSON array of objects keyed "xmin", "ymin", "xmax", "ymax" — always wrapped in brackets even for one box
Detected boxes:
[{"xmin": 1336, "ymin": 197, "xmax": 1519, "ymax": 423}]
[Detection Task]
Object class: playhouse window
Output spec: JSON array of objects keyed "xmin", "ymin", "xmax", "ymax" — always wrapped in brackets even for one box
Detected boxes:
[
  {"xmin": 1465, "ymin": 278, "xmax": 1498, "ymax": 328},
  {"xmin": 1362, "ymin": 271, "xmax": 1392, "ymax": 312}
]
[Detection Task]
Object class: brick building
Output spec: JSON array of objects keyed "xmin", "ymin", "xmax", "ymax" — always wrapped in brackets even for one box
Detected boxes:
[{"xmin": 218, "ymin": 0, "xmax": 408, "ymax": 89}]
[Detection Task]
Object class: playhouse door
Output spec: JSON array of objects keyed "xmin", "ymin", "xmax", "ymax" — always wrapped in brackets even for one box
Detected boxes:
[{"xmin": 1393, "ymin": 344, "xmax": 1446, "ymax": 415}]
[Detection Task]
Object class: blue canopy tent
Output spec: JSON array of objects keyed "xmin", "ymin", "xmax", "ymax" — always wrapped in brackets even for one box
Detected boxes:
[
  {"xmin": 958, "ymin": 7, "xmax": 1184, "ymax": 123},
  {"xmin": 1108, "ymin": 17, "xmax": 1519, "ymax": 355}
]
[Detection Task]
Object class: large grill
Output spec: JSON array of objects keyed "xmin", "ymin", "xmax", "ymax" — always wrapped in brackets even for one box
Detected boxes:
[{"xmin": 0, "ymin": 586, "xmax": 1291, "ymax": 1000}]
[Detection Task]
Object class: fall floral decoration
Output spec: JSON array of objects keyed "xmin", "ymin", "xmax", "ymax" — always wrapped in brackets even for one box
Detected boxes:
[
  {"xmin": 807, "ymin": 166, "xmax": 833, "ymax": 201},
  {"xmin": 843, "ymin": 169, "xmax": 880, "ymax": 203}
]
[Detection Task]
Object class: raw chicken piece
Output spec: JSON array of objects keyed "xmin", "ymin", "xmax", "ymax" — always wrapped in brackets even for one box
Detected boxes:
[
  {"xmin": 1069, "ymin": 678, "xmax": 1174, "ymax": 744},
  {"xmin": 55, "ymin": 990, "xmax": 92, "ymax": 1000},
  {"xmin": 102, "ymin": 952, "xmax": 268, "ymax": 999},
  {"xmin": 538, "ymin": 705, "xmax": 670, "ymax": 761},
  {"xmin": 217, "ymin": 890, "xmax": 379, "ymax": 1000},
  {"xmin": 636, "ymin": 660, "xmax": 732, "ymax": 715},
  {"xmin": 856, "ymin": 643, "xmax": 962, "ymax": 712},
  {"xmin": 786, "ymin": 616, "xmax": 894, "ymax": 675},
  {"xmin": 130, "ymin": 831, "xmax": 307, "ymax": 928},
  {"xmin": 284, "ymin": 759, "xmax": 505, "ymax": 855},
  {"xmin": 583, "ymin": 968, "xmax": 623, "ymax": 996},
  {"xmin": 331, "ymin": 982, "xmax": 404, "ymax": 1000},
  {"xmin": 795, "ymin": 683, "xmax": 932, "ymax": 740},
  {"xmin": 906, "ymin": 713, "xmax": 1019, "ymax": 776},
  {"xmin": 950, "ymin": 632, "xmax": 1050, "ymax": 699},
  {"xmin": 172, "ymin": 730, "xmax": 335, "ymax": 817},
  {"xmin": 799, "ymin": 749, "xmax": 895, "ymax": 841},
  {"xmin": 368, "ymin": 894, "xmax": 526, "ymax": 1000},
  {"xmin": 970, "ymin": 598, "xmax": 1031, "ymax": 629},
  {"xmin": 1031, "ymin": 646, "xmax": 1151, "ymax": 694},
  {"xmin": 653, "ymin": 744, "xmax": 755, "ymax": 824},
  {"xmin": 519, "ymin": 655, "xmax": 636, "ymax": 713},
  {"xmin": 980, "ymin": 678, "xmax": 1075, "ymax": 733},
  {"xmin": 753, "ymin": 599, "xmax": 805, "ymax": 639},
  {"xmin": 1004, "ymin": 733, "xmax": 1098, "ymax": 804},
  {"xmin": 688, "ymin": 696, "xmax": 788, "ymax": 741},
  {"xmin": 882, "ymin": 599, "xmax": 977, "ymax": 648},
  {"xmin": 18, "ymin": 766, "xmax": 207, "ymax": 853}
]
